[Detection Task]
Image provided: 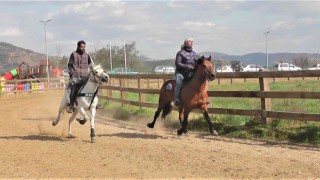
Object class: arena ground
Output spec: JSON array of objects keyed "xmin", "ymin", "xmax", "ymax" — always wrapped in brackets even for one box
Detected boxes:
[{"xmin": 0, "ymin": 90, "xmax": 319, "ymax": 178}]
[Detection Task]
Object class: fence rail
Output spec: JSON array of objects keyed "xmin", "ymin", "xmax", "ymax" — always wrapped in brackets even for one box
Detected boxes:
[
  {"xmin": 0, "ymin": 78, "xmax": 66, "ymax": 94},
  {"xmin": 99, "ymin": 70, "xmax": 320, "ymax": 123}
]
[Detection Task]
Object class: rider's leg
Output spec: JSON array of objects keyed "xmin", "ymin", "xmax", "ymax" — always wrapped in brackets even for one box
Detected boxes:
[
  {"xmin": 174, "ymin": 73, "xmax": 184, "ymax": 106},
  {"xmin": 68, "ymin": 77, "xmax": 80, "ymax": 113}
]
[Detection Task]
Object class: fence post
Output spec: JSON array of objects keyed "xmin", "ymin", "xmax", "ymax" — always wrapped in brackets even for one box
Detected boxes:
[
  {"xmin": 14, "ymin": 80, "xmax": 18, "ymax": 92},
  {"xmin": 107, "ymin": 78, "xmax": 112, "ymax": 97},
  {"xmin": 157, "ymin": 79, "xmax": 160, "ymax": 89},
  {"xmin": 259, "ymin": 78, "xmax": 272, "ymax": 124},
  {"xmin": 138, "ymin": 78, "xmax": 145, "ymax": 109},
  {"xmin": 120, "ymin": 78, "xmax": 126, "ymax": 107},
  {"xmin": 146, "ymin": 79, "xmax": 150, "ymax": 89},
  {"xmin": 218, "ymin": 78, "xmax": 220, "ymax": 85}
]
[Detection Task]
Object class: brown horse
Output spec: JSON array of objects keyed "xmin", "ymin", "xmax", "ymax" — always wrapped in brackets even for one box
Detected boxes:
[{"xmin": 147, "ymin": 55, "xmax": 218, "ymax": 136}]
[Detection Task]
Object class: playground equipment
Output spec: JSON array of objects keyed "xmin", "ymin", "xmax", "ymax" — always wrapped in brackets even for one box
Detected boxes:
[
  {"xmin": 0, "ymin": 62, "xmax": 46, "ymax": 93},
  {"xmin": 3, "ymin": 68, "xmax": 18, "ymax": 80}
]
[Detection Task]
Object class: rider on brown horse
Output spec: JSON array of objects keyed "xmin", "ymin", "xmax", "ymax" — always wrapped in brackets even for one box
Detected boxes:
[{"xmin": 174, "ymin": 37, "xmax": 199, "ymax": 106}]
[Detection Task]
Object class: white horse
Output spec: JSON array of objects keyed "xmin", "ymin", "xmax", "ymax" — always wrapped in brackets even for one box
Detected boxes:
[{"xmin": 52, "ymin": 64, "xmax": 109, "ymax": 143}]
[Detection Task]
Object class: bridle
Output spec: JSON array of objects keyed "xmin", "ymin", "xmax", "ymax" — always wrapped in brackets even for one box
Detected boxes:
[
  {"xmin": 88, "ymin": 67, "xmax": 105, "ymax": 84},
  {"xmin": 200, "ymin": 61, "xmax": 215, "ymax": 81}
]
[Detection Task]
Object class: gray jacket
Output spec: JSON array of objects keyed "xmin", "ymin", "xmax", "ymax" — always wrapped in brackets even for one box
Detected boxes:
[{"xmin": 68, "ymin": 51, "xmax": 93, "ymax": 77}]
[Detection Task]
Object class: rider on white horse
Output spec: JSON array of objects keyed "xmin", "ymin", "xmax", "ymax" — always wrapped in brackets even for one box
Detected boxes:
[
  {"xmin": 67, "ymin": 40, "xmax": 94, "ymax": 113},
  {"xmin": 52, "ymin": 63, "xmax": 109, "ymax": 143}
]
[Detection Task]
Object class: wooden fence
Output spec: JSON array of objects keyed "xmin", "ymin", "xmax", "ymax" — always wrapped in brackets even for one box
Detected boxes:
[{"xmin": 99, "ymin": 70, "xmax": 320, "ymax": 124}]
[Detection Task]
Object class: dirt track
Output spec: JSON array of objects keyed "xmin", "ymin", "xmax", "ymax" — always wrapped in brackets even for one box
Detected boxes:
[{"xmin": 0, "ymin": 90, "xmax": 319, "ymax": 178}]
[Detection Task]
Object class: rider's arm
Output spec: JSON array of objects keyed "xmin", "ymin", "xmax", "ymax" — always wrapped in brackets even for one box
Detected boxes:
[
  {"xmin": 68, "ymin": 53, "xmax": 75, "ymax": 74},
  {"xmin": 175, "ymin": 52, "xmax": 192, "ymax": 70}
]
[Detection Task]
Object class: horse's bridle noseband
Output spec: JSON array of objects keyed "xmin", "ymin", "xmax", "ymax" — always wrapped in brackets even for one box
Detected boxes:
[
  {"xmin": 88, "ymin": 67, "xmax": 105, "ymax": 84},
  {"xmin": 200, "ymin": 64, "xmax": 215, "ymax": 81}
]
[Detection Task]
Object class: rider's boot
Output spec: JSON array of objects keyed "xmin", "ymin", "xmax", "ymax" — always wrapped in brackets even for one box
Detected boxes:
[
  {"xmin": 174, "ymin": 74, "xmax": 183, "ymax": 106},
  {"xmin": 96, "ymin": 104, "xmax": 103, "ymax": 109}
]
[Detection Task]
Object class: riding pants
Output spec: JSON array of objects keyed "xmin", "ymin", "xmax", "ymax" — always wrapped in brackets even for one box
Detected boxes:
[
  {"xmin": 174, "ymin": 73, "xmax": 184, "ymax": 101},
  {"xmin": 69, "ymin": 76, "xmax": 86, "ymax": 107}
]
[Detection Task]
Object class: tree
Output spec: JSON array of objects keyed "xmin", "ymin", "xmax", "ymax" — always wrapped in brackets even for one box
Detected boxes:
[
  {"xmin": 55, "ymin": 44, "xmax": 62, "ymax": 68},
  {"xmin": 230, "ymin": 60, "xmax": 241, "ymax": 72},
  {"xmin": 292, "ymin": 56, "xmax": 309, "ymax": 70},
  {"xmin": 59, "ymin": 55, "xmax": 69, "ymax": 69},
  {"xmin": 91, "ymin": 41, "xmax": 144, "ymax": 72}
]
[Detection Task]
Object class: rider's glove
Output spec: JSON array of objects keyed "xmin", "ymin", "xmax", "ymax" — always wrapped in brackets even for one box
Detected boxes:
[{"xmin": 186, "ymin": 65, "xmax": 194, "ymax": 70}]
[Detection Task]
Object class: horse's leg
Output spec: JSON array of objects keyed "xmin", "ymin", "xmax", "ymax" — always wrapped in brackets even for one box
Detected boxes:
[
  {"xmin": 202, "ymin": 106, "xmax": 218, "ymax": 136},
  {"xmin": 52, "ymin": 92, "xmax": 68, "ymax": 126},
  {"xmin": 68, "ymin": 110, "xmax": 78, "ymax": 138},
  {"xmin": 178, "ymin": 107, "xmax": 184, "ymax": 126},
  {"xmin": 76, "ymin": 106, "xmax": 90, "ymax": 125},
  {"xmin": 147, "ymin": 89, "xmax": 172, "ymax": 128},
  {"xmin": 89, "ymin": 105, "xmax": 96, "ymax": 143},
  {"xmin": 147, "ymin": 107, "xmax": 161, "ymax": 128},
  {"xmin": 178, "ymin": 108, "xmax": 190, "ymax": 135},
  {"xmin": 52, "ymin": 108, "xmax": 63, "ymax": 126}
]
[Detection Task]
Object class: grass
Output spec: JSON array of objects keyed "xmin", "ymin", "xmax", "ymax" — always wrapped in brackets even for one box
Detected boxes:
[{"xmin": 99, "ymin": 78, "xmax": 320, "ymax": 145}]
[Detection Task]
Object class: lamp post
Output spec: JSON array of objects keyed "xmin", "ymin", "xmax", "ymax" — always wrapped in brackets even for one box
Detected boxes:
[
  {"xmin": 264, "ymin": 31, "xmax": 270, "ymax": 70},
  {"xmin": 39, "ymin": 19, "xmax": 52, "ymax": 80}
]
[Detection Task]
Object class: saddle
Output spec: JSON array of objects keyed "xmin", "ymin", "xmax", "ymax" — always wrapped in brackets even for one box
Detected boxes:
[
  {"xmin": 164, "ymin": 71, "xmax": 195, "ymax": 93},
  {"xmin": 182, "ymin": 71, "xmax": 195, "ymax": 82}
]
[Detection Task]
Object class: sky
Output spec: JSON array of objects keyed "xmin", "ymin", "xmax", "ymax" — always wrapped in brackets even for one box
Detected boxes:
[{"xmin": 1, "ymin": 0, "xmax": 320, "ymax": 60}]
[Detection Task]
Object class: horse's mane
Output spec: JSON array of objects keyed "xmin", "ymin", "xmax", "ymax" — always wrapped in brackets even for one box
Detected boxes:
[
  {"xmin": 90, "ymin": 64, "xmax": 102, "ymax": 71},
  {"xmin": 183, "ymin": 55, "xmax": 211, "ymax": 82}
]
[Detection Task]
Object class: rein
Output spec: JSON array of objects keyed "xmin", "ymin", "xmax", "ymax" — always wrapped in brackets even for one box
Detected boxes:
[{"xmin": 76, "ymin": 68, "xmax": 103, "ymax": 110}]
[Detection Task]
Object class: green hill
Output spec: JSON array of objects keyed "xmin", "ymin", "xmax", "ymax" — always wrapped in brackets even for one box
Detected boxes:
[{"xmin": 0, "ymin": 42, "xmax": 57, "ymax": 73}]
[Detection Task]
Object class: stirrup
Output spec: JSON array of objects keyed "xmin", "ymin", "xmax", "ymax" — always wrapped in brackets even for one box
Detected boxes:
[
  {"xmin": 96, "ymin": 104, "xmax": 103, "ymax": 109},
  {"xmin": 67, "ymin": 106, "xmax": 74, "ymax": 113}
]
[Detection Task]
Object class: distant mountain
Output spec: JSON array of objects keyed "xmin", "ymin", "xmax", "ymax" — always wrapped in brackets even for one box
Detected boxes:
[
  {"xmin": 199, "ymin": 51, "xmax": 320, "ymax": 67},
  {"xmin": 2, "ymin": 41, "xmax": 320, "ymax": 73},
  {"xmin": 142, "ymin": 51, "xmax": 320, "ymax": 72},
  {"xmin": 0, "ymin": 42, "xmax": 57, "ymax": 73}
]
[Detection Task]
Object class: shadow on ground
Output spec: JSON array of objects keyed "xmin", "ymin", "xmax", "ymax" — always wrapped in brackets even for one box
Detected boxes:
[
  {"xmin": 0, "ymin": 135, "xmax": 65, "ymax": 142},
  {"xmin": 98, "ymin": 132, "xmax": 168, "ymax": 140}
]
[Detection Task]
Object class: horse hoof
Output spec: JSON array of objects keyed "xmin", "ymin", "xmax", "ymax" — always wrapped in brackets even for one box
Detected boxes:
[
  {"xmin": 211, "ymin": 130, "xmax": 219, "ymax": 136},
  {"xmin": 52, "ymin": 121, "xmax": 57, "ymax": 126},
  {"xmin": 177, "ymin": 129, "xmax": 184, "ymax": 136},
  {"xmin": 147, "ymin": 123, "xmax": 154, "ymax": 128},
  {"xmin": 78, "ymin": 120, "xmax": 87, "ymax": 125},
  {"xmin": 67, "ymin": 134, "xmax": 76, "ymax": 138},
  {"xmin": 91, "ymin": 137, "xmax": 95, "ymax": 143}
]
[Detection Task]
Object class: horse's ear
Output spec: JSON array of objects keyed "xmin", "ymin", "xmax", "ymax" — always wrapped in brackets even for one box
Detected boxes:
[
  {"xmin": 208, "ymin": 55, "xmax": 211, "ymax": 61},
  {"xmin": 197, "ymin": 55, "xmax": 205, "ymax": 64}
]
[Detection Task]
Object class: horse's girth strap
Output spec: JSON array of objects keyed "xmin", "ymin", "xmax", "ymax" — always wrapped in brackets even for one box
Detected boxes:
[{"xmin": 77, "ymin": 93, "xmax": 95, "ymax": 97}]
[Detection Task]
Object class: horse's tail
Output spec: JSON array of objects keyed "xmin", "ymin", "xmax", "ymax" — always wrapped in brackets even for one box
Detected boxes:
[{"xmin": 161, "ymin": 102, "xmax": 172, "ymax": 119}]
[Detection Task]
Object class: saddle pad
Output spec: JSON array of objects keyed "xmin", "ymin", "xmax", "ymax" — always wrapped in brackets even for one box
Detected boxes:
[{"xmin": 165, "ymin": 80, "xmax": 176, "ymax": 92}]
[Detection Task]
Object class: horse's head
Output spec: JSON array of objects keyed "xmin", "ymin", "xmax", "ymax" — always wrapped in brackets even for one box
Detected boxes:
[
  {"xmin": 90, "ymin": 64, "xmax": 109, "ymax": 84},
  {"xmin": 197, "ymin": 55, "xmax": 216, "ymax": 81}
]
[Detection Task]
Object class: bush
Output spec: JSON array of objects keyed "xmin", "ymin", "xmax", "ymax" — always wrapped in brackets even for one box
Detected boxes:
[{"xmin": 288, "ymin": 125, "xmax": 320, "ymax": 144}]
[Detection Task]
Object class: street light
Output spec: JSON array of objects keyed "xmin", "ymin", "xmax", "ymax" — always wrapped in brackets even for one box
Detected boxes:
[
  {"xmin": 264, "ymin": 31, "xmax": 270, "ymax": 70},
  {"xmin": 39, "ymin": 19, "xmax": 52, "ymax": 80}
]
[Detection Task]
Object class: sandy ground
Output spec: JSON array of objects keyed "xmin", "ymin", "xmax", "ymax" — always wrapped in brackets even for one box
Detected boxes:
[{"xmin": 0, "ymin": 90, "xmax": 319, "ymax": 179}]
